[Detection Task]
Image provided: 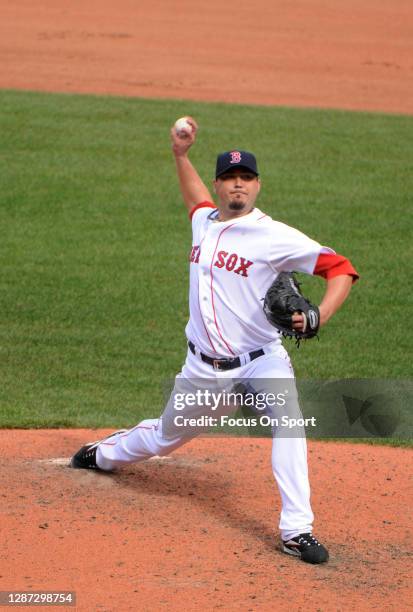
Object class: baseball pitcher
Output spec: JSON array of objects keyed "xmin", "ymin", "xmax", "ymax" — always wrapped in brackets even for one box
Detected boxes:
[{"xmin": 70, "ymin": 118, "xmax": 359, "ymax": 564}]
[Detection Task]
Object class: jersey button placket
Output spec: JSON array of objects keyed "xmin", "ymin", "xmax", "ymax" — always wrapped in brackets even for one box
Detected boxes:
[
  {"xmin": 199, "ymin": 223, "xmax": 225, "ymax": 354},
  {"xmin": 197, "ymin": 232, "xmax": 217, "ymax": 347},
  {"xmin": 203, "ymin": 223, "xmax": 234, "ymax": 356}
]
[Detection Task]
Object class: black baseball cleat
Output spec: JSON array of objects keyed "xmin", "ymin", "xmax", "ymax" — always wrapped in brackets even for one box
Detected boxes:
[
  {"xmin": 282, "ymin": 533, "xmax": 329, "ymax": 564},
  {"xmin": 70, "ymin": 430, "xmax": 127, "ymax": 470},
  {"xmin": 70, "ymin": 443, "xmax": 100, "ymax": 469}
]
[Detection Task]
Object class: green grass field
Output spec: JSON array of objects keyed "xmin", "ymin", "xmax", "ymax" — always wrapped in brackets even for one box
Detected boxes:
[{"xmin": 0, "ymin": 89, "xmax": 411, "ymax": 442}]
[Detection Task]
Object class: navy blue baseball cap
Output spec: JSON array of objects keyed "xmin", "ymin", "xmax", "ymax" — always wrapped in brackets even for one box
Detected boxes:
[{"xmin": 215, "ymin": 150, "xmax": 259, "ymax": 179}]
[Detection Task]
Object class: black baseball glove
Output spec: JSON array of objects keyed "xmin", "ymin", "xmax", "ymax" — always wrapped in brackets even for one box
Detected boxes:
[{"xmin": 263, "ymin": 272, "xmax": 320, "ymax": 345}]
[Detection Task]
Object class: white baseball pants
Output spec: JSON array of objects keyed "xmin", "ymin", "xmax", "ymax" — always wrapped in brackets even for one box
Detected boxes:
[{"xmin": 96, "ymin": 342, "xmax": 314, "ymax": 540}]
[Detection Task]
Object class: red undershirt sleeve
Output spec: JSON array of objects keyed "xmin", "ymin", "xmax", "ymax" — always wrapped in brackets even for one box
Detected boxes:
[
  {"xmin": 314, "ymin": 253, "xmax": 359, "ymax": 283},
  {"xmin": 188, "ymin": 201, "xmax": 217, "ymax": 220}
]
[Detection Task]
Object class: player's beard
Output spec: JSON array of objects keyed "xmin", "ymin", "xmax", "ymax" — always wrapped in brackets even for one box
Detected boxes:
[{"xmin": 228, "ymin": 200, "xmax": 246, "ymax": 211}]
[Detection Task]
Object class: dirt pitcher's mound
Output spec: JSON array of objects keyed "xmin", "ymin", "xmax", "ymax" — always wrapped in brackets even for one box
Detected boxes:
[{"xmin": 1, "ymin": 430, "xmax": 411, "ymax": 611}]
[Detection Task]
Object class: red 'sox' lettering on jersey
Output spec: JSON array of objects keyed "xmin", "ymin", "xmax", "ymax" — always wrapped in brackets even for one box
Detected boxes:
[
  {"xmin": 214, "ymin": 250, "xmax": 228, "ymax": 269},
  {"xmin": 226, "ymin": 253, "xmax": 238, "ymax": 271},
  {"xmin": 214, "ymin": 251, "xmax": 254, "ymax": 277},
  {"xmin": 190, "ymin": 245, "xmax": 201, "ymax": 263},
  {"xmin": 234, "ymin": 257, "xmax": 254, "ymax": 277}
]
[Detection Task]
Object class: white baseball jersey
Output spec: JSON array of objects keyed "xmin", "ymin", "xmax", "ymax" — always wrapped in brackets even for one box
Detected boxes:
[{"xmin": 186, "ymin": 205, "xmax": 334, "ymax": 357}]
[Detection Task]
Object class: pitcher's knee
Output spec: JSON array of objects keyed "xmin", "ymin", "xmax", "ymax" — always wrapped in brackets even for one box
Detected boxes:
[{"xmin": 155, "ymin": 433, "xmax": 194, "ymax": 456}]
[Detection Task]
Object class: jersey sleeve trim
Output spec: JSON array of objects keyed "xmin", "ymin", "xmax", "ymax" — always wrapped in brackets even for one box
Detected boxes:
[
  {"xmin": 189, "ymin": 201, "xmax": 217, "ymax": 220},
  {"xmin": 314, "ymin": 253, "xmax": 359, "ymax": 283}
]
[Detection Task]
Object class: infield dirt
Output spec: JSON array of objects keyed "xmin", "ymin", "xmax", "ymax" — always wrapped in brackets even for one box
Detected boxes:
[
  {"xmin": 1, "ymin": 0, "xmax": 413, "ymax": 114},
  {"xmin": 1, "ymin": 431, "xmax": 412, "ymax": 611}
]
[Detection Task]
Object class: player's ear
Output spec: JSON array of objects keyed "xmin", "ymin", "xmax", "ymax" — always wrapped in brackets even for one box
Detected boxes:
[{"xmin": 212, "ymin": 180, "xmax": 217, "ymax": 194}]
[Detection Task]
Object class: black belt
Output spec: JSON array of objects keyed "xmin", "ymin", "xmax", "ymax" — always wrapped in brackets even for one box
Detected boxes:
[{"xmin": 188, "ymin": 341, "xmax": 264, "ymax": 371}]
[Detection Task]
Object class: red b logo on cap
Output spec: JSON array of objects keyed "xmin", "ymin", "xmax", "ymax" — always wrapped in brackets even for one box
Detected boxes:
[{"xmin": 230, "ymin": 151, "xmax": 242, "ymax": 164}]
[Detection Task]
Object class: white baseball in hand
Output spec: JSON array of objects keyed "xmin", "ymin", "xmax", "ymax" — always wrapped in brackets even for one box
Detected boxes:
[{"xmin": 174, "ymin": 117, "xmax": 193, "ymax": 137}]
